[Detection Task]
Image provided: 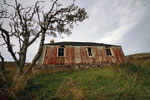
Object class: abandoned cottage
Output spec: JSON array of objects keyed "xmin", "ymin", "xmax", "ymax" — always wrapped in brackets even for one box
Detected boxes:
[{"xmin": 37, "ymin": 40, "xmax": 125, "ymax": 66}]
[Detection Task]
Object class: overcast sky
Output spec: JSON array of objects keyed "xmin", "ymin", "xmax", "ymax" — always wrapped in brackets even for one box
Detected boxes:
[{"xmin": 0, "ymin": 0, "xmax": 150, "ymax": 62}]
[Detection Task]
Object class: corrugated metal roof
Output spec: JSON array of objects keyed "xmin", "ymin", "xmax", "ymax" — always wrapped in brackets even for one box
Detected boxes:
[{"xmin": 45, "ymin": 41, "xmax": 121, "ymax": 47}]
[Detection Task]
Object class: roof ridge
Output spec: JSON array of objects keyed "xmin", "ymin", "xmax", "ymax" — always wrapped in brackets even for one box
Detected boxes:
[
  {"xmin": 44, "ymin": 41, "xmax": 121, "ymax": 47},
  {"xmin": 57, "ymin": 41, "xmax": 104, "ymax": 44}
]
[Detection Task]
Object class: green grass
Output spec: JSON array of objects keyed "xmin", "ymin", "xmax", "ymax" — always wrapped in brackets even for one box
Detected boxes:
[
  {"xmin": 1, "ymin": 59, "xmax": 150, "ymax": 100},
  {"xmin": 23, "ymin": 63, "xmax": 150, "ymax": 100},
  {"xmin": 2, "ymin": 62, "xmax": 28, "ymax": 80}
]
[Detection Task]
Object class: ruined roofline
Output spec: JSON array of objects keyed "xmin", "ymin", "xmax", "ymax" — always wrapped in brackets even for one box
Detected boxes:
[{"xmin": 44, "ymin": 41, "xmax": 121, "ymax": 47}]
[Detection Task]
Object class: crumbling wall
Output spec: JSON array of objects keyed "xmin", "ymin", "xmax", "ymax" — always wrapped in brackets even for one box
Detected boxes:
[{"xmin": 40, "ymin": 45, "xmax": 125, "ymax": 65}]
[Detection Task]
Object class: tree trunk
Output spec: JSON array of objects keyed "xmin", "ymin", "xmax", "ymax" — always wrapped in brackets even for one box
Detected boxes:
[
  {"xmin": 14, "ymin": 35, "xmax": 29, "ymax": 80},
  {"xmin": 14, "ymin": 67, "xmax": 23, "ymax": 81},
  {"xmin": 23, "ymin": 31, "xmax": 45, "ymax": 77},
  {"xmin": 0, "ymin": 54, "xmax": 7, "ymax": 80},
  {"xmin": 14, "ymin": 46, "xmax": 28, "ymax": 80}
]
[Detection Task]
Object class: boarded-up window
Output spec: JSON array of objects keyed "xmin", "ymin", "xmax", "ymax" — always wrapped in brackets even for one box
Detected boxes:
[
  {"xmin": 106, "ymin": 48, "xmax": 111, "ymax": 55},
  {"xmin": 58, "ymin": 48, "xmax": 64, "ymax": 56},
  {"xmin": 88, "ymin": 48, "xmax": 92, "ymax": 56}
]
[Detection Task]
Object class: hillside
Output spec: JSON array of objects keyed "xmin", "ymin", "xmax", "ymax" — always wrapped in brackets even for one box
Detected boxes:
[
  {"xmin": 126, "ymin": 53, "xmax": 150, "ymax": 60},
  {"xmin": 22, "ymin": 62, "xmax": 150, "ymax": 100},
  {"xmin": 0, "ymin": 53, "xmax": 150, "ymax": 99}
]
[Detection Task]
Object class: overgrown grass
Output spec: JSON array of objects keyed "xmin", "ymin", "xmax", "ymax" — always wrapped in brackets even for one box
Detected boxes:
[
  {"xmin": 0, "ymin": 62, "xmax": 29, "ymax": 99},
  {"xmin": 3, "ymin": 62, "xmax": 29, "ymax": 80},
  {"xmin": 1, "ymin": 60, "xmax": 150, "ymax": 100},
  {"xmin": 23, "ymin": 61, "xmax": 150, "ymax": 100}
]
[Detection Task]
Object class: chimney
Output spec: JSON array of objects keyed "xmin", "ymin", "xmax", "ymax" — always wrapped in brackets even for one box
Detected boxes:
[{"xmin": 50, "ymin": 39, "xmax": 54, "ymax": 43}]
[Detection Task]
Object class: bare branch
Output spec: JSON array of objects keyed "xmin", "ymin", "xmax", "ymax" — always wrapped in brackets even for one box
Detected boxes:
[
  {"xmin": 0, "ymin": 3, "xmax": 9, "ymax": 19},
  {"xmin": 0, "ymin": 26, "xmax": 18, "ymax": 63},
  {"xmin": 28, "ymin": 31, "xmax": 41, "ymax": 46},
  {"xmin": 24, "ymin": 30, "xmax": 45, "ymax": 76},
  {"xmin": 47, "ymin": 0, "xmax": 58, "ymax": 15},
  {"xmin": 3, "ymin": 0, "xmax": 15, "ymax": 9}
]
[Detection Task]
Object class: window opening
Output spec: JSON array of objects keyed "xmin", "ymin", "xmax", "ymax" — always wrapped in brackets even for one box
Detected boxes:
[
  {"xmin": 88, "ymin": 48, "xmax": 92, "ymax": 56},
  {"xmin": 106, "ymin": 48, "xmax": 112, "ymax": 56},
  {"xmin": 58, "ymin": 48, "xmax": 64, "ymax": 56}
]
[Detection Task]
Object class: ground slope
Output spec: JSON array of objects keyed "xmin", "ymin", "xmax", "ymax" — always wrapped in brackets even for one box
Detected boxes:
[{"xmin": 1, "ymin": 53, "xmax": 150, "ymax": 100}]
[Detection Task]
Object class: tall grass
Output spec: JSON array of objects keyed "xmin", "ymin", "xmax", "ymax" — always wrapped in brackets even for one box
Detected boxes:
[
  {"xmin": 1, "ymin": 60, "xmax": 150, "ymax": 99},
  {"xmin": 0, "ymin": 62, "xmax": 29, "ymax": 99},
  {"xmin": 23, "ymin": 62, "xmax": 150, "ymax": 100}
]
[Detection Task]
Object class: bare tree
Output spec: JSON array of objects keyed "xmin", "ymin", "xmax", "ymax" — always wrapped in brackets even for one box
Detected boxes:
[{"xmin": 0, "ymin": 0, "xmax": 88, "ymax": 81}]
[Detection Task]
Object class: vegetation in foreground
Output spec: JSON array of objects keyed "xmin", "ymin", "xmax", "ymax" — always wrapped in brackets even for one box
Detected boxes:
[{"xmin": 0, "ymin": 55, "xmax": 150, "ymax": 100}]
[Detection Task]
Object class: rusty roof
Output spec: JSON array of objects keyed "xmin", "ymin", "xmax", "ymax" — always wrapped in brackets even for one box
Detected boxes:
[{"xmin": 45, "ymin": 41, "xmax": 121, "ymax": 47}]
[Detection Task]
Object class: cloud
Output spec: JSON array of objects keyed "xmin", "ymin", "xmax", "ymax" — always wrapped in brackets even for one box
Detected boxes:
[
  {"xmin": 35, "ymin": 0, "xmax": 150, "ymax": 56},
  {"xmin": 60, "ymin": 0, "xmax": 148, "ymax": 44},
  {"xmin": 94, "ymin": 0, "xmax": 148, "ymax": 44},
  {"xmin": 98, "ymin": 23, "xmax": 134, "ymax": 44},
  {"xmin": 1, "ymin": 0, "xmax": 150, "ymax": 61}
]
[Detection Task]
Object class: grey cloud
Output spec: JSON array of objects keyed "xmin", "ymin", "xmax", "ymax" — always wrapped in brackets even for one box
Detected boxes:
[
  {"xmin": 1, "ymin": 0, "xmax": 150, "ymax": 61},
  {"xmin": 120, "ymin": 13, "xmax": 150, "ymax": 55}
]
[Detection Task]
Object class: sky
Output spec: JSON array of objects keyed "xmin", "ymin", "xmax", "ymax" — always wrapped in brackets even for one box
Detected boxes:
[{"xmin": 0, "ymin": 0, "xmax": 150, "ymax": 62}]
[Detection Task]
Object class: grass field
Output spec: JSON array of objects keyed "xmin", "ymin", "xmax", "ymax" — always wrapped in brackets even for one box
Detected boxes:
[
  {"xmin": 1, "ymin": 54, "xmax": 150, "ymax": 100},
  {"xmin": 23, "ymin": 63, "xmax": 150, "ymax": 100}
]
